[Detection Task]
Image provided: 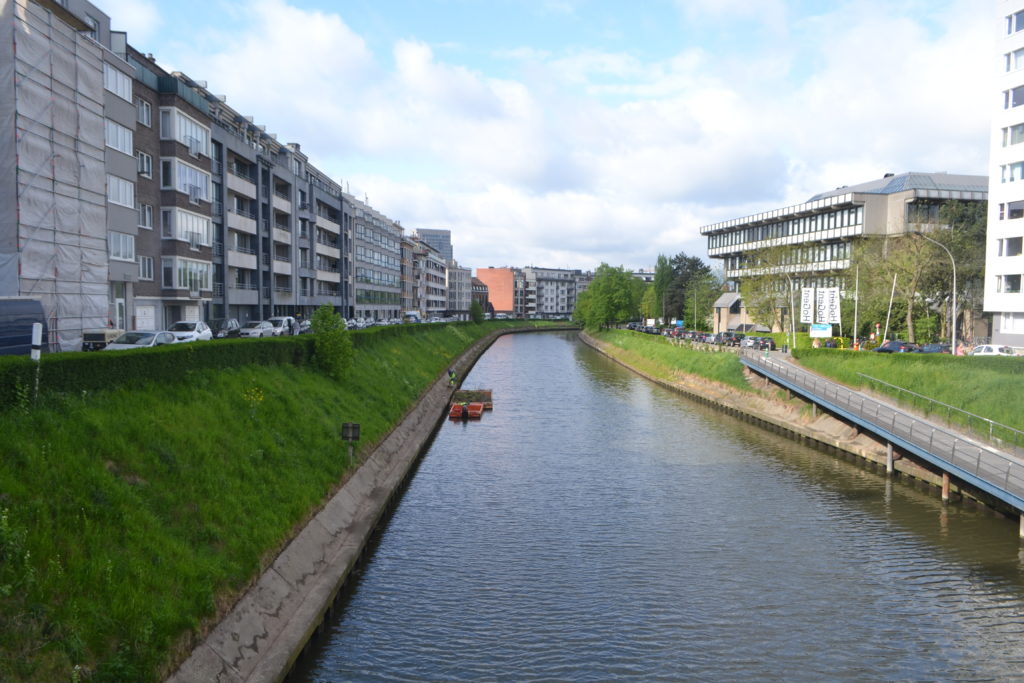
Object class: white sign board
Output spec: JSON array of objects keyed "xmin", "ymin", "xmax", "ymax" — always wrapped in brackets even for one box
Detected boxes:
[
  {"xmin": 819, "ymin": 287, "xmax": 841, "ymax": 324},
  {"xmin": 809, "ymin": 323, "xmax": 833, "ymax": 338},
  {"xmin": 800, "ymin": 288, "xmax": 814, "ymax": 323}
]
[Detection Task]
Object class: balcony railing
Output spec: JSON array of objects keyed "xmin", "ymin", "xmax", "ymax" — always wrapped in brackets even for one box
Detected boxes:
[{"xmin": 230, "ymin": 282, "xmax": 258, "ymax": 290}]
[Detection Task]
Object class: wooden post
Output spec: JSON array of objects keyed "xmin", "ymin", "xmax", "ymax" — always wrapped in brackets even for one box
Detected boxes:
[
  {"xmin": 941, "ymin": 472, "xmax": 950, "ymax": 504},
  {"xmin": 886, "ymin": 443, "xmax": 894, "ymax": 476}
]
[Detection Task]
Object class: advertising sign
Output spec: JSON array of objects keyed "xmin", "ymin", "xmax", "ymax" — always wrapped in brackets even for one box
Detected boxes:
[
  {"xmin": 800, "ymin": 288, "xmax": 814, "ymax": 323},
  {"xmin": 809, "ymin": 323, "xmax": 833, "ymax": 338},
  {"xmin": 822, "ymin": 287, "xmax": 841, "ymax": 324}
]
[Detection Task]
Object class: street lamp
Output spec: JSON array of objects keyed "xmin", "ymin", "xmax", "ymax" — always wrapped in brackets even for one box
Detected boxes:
[{"xmin": 913, "ymin": 231, "xmax": 957, "ymax": 353}]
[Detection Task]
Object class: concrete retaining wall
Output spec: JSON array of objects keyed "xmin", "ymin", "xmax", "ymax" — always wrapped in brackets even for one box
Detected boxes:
[{"xmin": 167, "ymin": 327, "xmax": 549, "ymax": 683}]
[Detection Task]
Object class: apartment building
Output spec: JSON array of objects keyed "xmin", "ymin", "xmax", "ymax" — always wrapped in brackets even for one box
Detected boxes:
[
  {"xmin": 446, "ymin": 261, "xmax": 471, "ymax": 320},
  {"xmin": 350, "ymin": 196, "xmax": 402, "ymax": 321},
  {"xmin": 0, "ymin": 0, "xmax": 134, "ymax": 349},
  {"xmin": 414, "ymin": 228, "xmax": 453, "ymax": 262},
  {"xmin": 700, "ymin": 171, "xmax": 987, "ymax": 331},
  {"xmin": 988, "ymin": 2, "xmax": 1024, "ymax": 345},
  {"xmin": 522, "ymin": 267, "xmax": 583, "ymax": 319},
  {"xmin": 471, "ymin": 277, "xmax": 490, "ymax": 315},
  {"xmin": 409, "ymin": 237, "xmax": 448, "ymax": 319}
]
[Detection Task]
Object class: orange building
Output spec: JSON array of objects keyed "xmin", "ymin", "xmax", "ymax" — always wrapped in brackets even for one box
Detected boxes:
[{"xmin": 474, "ymin": 268, "xmax": 516, "ymax": 315}]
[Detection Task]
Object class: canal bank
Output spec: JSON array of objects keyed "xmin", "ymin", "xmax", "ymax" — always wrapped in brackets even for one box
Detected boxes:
[
  {"xmin": 168, "ymin": 326, "xmax": 576, "ymax": 683},
  {"xmin": 578, "ymin": 331, "xmax": 1006, "ymax": 513}
]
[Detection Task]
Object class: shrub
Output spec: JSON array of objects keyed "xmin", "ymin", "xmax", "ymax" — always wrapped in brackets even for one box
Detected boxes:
[{"xmin": 311, "ymin": 305, "xmax": 354, "ymax": 381}]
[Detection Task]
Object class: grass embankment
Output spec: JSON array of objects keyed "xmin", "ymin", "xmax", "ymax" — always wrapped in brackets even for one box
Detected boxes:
[
  {"xmin": 0, "ymin": 321, "xmax": 552, "ymax": 682},
  {"xmin": 591, "ymin": 329, "xmax": 752, "ymax": 392},
  {"xmin": 794, "ymin": 349, "xmax": 1024, "ymax": 435}
]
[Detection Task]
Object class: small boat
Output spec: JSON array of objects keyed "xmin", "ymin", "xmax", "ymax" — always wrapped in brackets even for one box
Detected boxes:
[
  {"xmin": 449, "ymin": 403, "xmax": 466, "ymax": 419},
  {"xmin": 448, "ymin": 390, "xmax": 493, "ymax": 421},
  {"xmin": 465, "ymin": 402, "xmax": 485, "ymax": 419}
]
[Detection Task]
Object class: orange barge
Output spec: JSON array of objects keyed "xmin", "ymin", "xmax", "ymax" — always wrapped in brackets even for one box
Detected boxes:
[{"xmin": 449, "ymin": 390, "xmax": 493, "ymax": 420}]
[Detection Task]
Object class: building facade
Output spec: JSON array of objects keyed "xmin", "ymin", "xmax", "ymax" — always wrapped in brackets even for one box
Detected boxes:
[
  {"xmin": 522, "ymin": 267, "xmax": 584, "ymax": 319},
  {"xmin": 701, "ymin": 172, "xmax": 987, "ymax": 332},
  {"xmin": 988, "ymin": 2, "xmax": 1024, "ymax": 345},
  {"xmin": 446, "ymin": 261, "xmax": 471, "ymax": 320}
]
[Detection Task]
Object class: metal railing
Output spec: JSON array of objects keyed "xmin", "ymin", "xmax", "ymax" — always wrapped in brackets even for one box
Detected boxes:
[
  {"xmin": 740, "ymin": 349, "xmax": 1024, "ymax": 508},
  {"xmin": 856, "ymin": 373, "xmax": 1024, "ymax": 451}
]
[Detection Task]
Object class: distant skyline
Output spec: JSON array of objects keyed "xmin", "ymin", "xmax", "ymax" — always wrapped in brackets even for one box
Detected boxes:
[{"xmin": 96, "ymin": 0, "xmax": 992, "ymax": 272}]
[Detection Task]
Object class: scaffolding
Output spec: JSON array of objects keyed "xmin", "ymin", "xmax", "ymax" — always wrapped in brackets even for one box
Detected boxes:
[{"xmin": 1, "ymin": 0, "xmax": 108, "ymax": 351}]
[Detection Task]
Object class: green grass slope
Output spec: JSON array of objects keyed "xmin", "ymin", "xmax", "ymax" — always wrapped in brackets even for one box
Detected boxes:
[{"xmin": 0, "ymin": 321, "xmax": 549, "ymax": 682}]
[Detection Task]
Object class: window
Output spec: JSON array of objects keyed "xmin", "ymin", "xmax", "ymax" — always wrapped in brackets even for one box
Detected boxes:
[
  {"xmin": 1003, "ymin": 162, "xmax": 1024, "ymax": 183},
  {"xmin": 106, "ymin": 174, "xmax": 134, "ymax": 208},
  {"xmin": 83, "ymin": 15, "xmax": 99, "ymax": 41},
  {"xmin": 136, "ymin": 99, "xmax": 151, "ymax": 127},
  {"xmin": 138, "ymin": 203, "xmax": 153, "ymax": 229},
  {"xmin": 162, "ymin": 257, "xmax": 174, "ymax": 288},
  {"xmin": 161, "ymin": 209, "xmax": 173, "ymax": 238},
  {"xmin": 1009, "ymin": 10, "xmax": 1024, "ymax": 34},
  {"xmin": 108, "ymin": 232, "xmax": 135, "ymax": 261},
  {"xmin": 104, "ymin": 119, "xmax": 133, "ymax": 155},
  {"xmin": 139, "ymin": 255, "xmax": 154, "ymax": 280},
  {"xmin": 1001, "ymin": 236, "xmax": 1024, "ymax": 256},
  {"xmin": 158, "ymin": 107, "xmax": 211, "ymax": 157},
  {"xmin": 1006, "ymin": 86, "xmax": 1024, "ymax": 110},
  {"xmin": 1008, "ymin": 48, "xmax": 1024, "ymax": 72},
  {"xmin": 1002, "ymin": 312, "xmax": 1024, "ymax": 333},
  {"xmin": 161, "ymin": 207, "xmax": 212, "ymax": 246},
  {"xmin": 176, "ymin": 258, "xmax": 212, "ymax": 291},
  {"xmin": 160, "ymin": 158, "xmax": 210, "ymax": 201},
  {"xmin": 1004, "ymin": 124, "xmax": 1024, "ymax": 147},
  {"xmin": 103, "ymin": 63, "xmax": 132, "ymax": 102},
  {"xmin": 137, "ymin": 151, "xmax": 152, "ymax": 178}
]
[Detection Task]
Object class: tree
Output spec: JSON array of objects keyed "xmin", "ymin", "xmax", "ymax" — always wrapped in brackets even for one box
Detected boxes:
[
  {"xmin": 663, "ymin": 252, "xmax": 714, "ymax": 324},
  {"xmin": 469, "ymin": 299, "xmax": 484, "ymax": 324},
  {"xmin": 572, "ymin": 263, "xmax": 642, "ymax": 331},
  {"xmin": 735, "ymin": 245, "xmax": 794, "ymax": 332},
  {"xmin": 653, "ymin": 254, "xmax": 672, "ymax": 324}
]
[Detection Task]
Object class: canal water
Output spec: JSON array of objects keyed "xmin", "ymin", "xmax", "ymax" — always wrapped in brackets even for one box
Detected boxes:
[{"xmin": 293, "ymin": 331, "xmax": 1024, "ymax": 681}]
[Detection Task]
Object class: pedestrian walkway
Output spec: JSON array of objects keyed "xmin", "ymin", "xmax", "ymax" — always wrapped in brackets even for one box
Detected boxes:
[{"xmin": 739, "ymin": 349, "xmax": 1024, "ymax": 517}]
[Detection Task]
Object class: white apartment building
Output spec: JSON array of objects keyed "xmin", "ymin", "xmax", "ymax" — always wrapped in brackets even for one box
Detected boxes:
[{"xmin": 988, "ymin": 2, "xmax": 1024, "ymax": 345}]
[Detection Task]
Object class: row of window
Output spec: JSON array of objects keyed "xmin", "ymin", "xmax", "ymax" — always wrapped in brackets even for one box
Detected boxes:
[
  {"xmin": 355, "ymin": 267, "xmax": 400, "ymax": 288},
  {"xmin": 996, "ymin": 274, "xmax": 1023, "ymax": 293},
  {"xmin": 355, "ymin": 245, "xmax": 400, "ymax": 270},
  {"xmin": 725, "ymin": 241, "xmax": 852, "ymax": 272},
  {"xmin": 998, "ymin": 237, "xmax": 1024, "ymax": 257},
  {"xmin": 356, "ymin": 289, "xmax": 401, "ymax": 305},
  {"xmin": 354, "ymin": 223, "xmax": 400, "ymax": 252},
  {"xmin": 708, "ymin": 207, "xmax": 864, "ymax": 250}
]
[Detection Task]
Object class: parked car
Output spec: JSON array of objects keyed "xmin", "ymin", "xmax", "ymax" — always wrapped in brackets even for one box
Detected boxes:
[
  {"xmin": 239, "ymin": 320, "xmax": 275, "ymax": 338},
  {"xmin": 741, "ymin": 336, "xmax": 759, "ymax": 348},
  {"xmin": 167, "ymin": 320, "xmax": 212, "ymax": 342},
  {"xmin": 757, "ymin": 337, "xmax": 777, "ymax": 351},
  {"xmin": 0, "ymin": 297, "xmax": 48, "ymax": 356},
  {"xmin": 209, "ymin": 318, "xmax": 241, "ymax": 339},
  {"xmin": 266, "ymin": 316, "xmax": 296, "ymax": 336},
  {"xmin": 969, "ymin": 344, "xmax": 1015, "ymax": 356},
  {"xmin": 81, "ymin": 327, "xmax": 125, "ymax": 351},
  {"xmin": 723, "ymin": 332, "xmax": 745, "ymax": 347},
  {"xmin": 103, "ymin": 330, "xmax": 177, "ymax": 350},
  {"xmin": 298, "ymin": 319, "xmax": 312, "ymax": 334},
  {"xmin": 917, "ymin": 343, "xmax": 951, "ymax": 354},
  {"xmin": 872, "ymin": 340, "xmax": 920, "ymax": 353}
]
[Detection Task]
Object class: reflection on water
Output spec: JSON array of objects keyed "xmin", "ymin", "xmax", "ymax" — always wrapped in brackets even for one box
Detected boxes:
[{"xmin": 293, "ymin": 332, "xmax": 1024, "ymax": 682}]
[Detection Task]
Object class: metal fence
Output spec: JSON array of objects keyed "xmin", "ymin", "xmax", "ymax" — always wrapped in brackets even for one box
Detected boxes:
[{"xmin": 740, "ymin": 349, "xmax": 1024, "ymax": 509}]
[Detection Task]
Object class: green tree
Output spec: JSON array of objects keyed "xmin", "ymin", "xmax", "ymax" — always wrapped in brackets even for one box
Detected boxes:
[
  {"xmin": 469, "ymin": 299, "xmax": 484, "ymax": 324},
  {"xmin": 653, "ymin": 254, "xmax": 672, "ymax": 323},
  {"xmin": 572, "ymin": 263, "xmax": 642, "ymax": 331},
  {"xmin": 311, "ymin": 304, "xmax": 354, "ymax": 381}
]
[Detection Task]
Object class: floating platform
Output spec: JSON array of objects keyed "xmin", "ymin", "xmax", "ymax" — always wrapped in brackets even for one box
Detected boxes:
[{"xmin": 449, "ymin": 390, "xmax": 493, "ymax": 420}]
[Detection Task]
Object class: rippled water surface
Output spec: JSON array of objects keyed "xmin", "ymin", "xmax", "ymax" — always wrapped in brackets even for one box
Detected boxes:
[{"xmin": 293, "ymin": 332, "xmax": 1024, "ymax": 681}]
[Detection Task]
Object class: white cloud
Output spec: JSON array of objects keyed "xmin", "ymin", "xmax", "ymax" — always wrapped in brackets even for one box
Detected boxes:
[
  {"xmin": 157, "ymin": 0, "xmax": 990, "ymax": 272},
  {"xmin": 98, "ymin": 0, "xmax": 160, "ymax": 45}
]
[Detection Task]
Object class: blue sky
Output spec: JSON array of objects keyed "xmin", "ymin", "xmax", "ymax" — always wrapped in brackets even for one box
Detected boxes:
[{"xmin": 95, "ymin": 0, "xmax": 992, "ymax": 273}]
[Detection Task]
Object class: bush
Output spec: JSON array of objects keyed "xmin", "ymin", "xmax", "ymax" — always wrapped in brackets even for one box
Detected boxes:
[{"xmin": 311, "ymin": 305, "xmax": 354, "ymax": 381}]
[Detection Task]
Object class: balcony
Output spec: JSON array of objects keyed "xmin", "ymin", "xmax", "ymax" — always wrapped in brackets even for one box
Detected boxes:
[
  {"xmin": 315, "ymin": 240, "xmax": 340, "ymax": 259},
  {"xmin": 273, "ymin": 256, "xmax": 292, "ymax": 275},
  {"xmin": 226, "ymin": 169, "xmax": 256, "ymax": 198},
  {"xmin": 226, "ymin": 248, "xmax": 258, "ymax": 270},
  {"xmin": 272, "ymin": 192, "xmax": 292, "ymax": 213},
  {"xmin": 317, "ymin": 269, "xmax": 342, "ymax": 283},
  {"xmin": 227, "ymin": 208, "xmax": 257, "ymax": 235},
  {"xmin": 273, "ymin": 226, "xmax": 291, "ymax": 244}
]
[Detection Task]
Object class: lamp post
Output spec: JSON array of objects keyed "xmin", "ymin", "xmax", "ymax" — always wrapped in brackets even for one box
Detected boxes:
[
  {"xmin": 783, "ymin": 271, "xmax": 796, "ymax": 354},
  {"xmin": 913, "ymin": 231, "xmax": 957, "ymax": 354}
]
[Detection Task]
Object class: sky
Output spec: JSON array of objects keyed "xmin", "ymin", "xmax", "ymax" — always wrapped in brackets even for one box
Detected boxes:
[{"xmin": 94, "ymin": 0, "xmax": 993, "ymax": 273}]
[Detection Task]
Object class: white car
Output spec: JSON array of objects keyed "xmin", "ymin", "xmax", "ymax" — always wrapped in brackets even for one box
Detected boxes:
[
  {"xmin": 103, "ymin": 330, "xmax": 177, "ymax": 350},
  {"xmin": 239, "ymin": 320, "xmax": 275, "ymax": 338},
  {"xmin": 969, "ymin": 344, "xmax": 1016, "ymax": 356},
  {"xmin": 167, "ymin": 320, "xmax": 212, "ymax": 342},
  {"xmin": 266, "ymin": 316, "xmax": 295, "ymax": 336}
]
